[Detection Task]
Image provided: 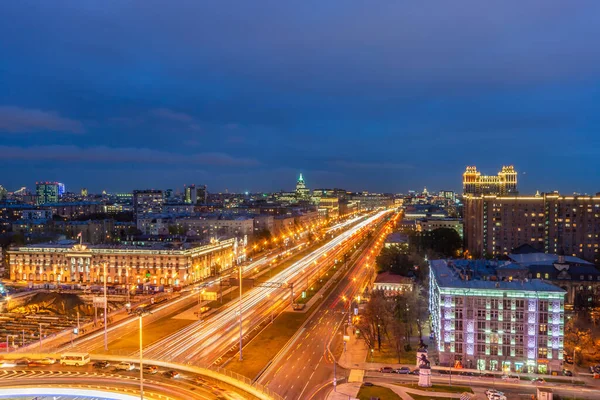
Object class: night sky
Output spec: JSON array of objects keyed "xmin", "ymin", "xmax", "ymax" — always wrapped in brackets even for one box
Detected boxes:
[{"xmin": 1, "ymin": 1, "xmax": 599, "ymax": 194}]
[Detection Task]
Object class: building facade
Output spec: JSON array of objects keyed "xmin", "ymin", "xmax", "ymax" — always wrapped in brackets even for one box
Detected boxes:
[
  {"xmin": 36, "ymin": 182, "xmax": 63, "ymax": 205},
  {"xmin": 133, "ymin": 190, "xmax": 164, "ymax": 215},
  {"xmin": 8, "ymin": 238, "xmax": 239, "ymax": 287},
  {"xmin": 417, "ymin": 218, "xmax": 464, "ymax": 239},
  {"xmin": 464, "ymin": 193, "xmax": 600, "ymax": 262},
  {"xmin": 429, "ymin": 259, "xmax": 566, "ymax": 374},
  {"xmin": 45, "ymin": 202, "xmax": 105, "ymax": 218},
  {"xmin": 463, "ymin": 166, "xmax": 518, "ymax": 196}
]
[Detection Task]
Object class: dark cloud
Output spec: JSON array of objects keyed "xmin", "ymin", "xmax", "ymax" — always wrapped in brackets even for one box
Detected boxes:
[
  {"xmin": 0, "ymin": 106, "xmax": 85, "ymax": 134},
  {"xmin": 151, "ymin": 108, "xmax": 195, "ymax": 123},
  {"xmin": 0, "ymin": 145, "xmax": 259, "ymax": 167}
]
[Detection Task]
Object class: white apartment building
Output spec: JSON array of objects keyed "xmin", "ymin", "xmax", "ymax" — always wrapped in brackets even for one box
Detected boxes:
[{"xmin": 429, "ymin": 259, "xmax": 566, "ymax": 375}]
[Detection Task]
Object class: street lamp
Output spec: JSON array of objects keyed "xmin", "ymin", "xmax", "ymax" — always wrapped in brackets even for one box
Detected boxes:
[
  {"xmin": 131, "ymin": 307, "xmax": 151, "ymax": 400},
  {"xmin": 103, "ymin": 261, "xmax": 108, "ymax": 351},
  {"xmin": 238, "ymin": 265, "xmax": 243, "ymax": 361},
  {"xmin": 5, "ymin": 334, "xmax": 17, "ymax": 353}
]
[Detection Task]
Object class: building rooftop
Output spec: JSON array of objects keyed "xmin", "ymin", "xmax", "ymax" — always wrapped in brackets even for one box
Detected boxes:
[
  {"xmin": 508, "ymin": 252, "xmax": 593, "ymax": 266},
  {"xmin": 374, "ymin": 271, "xmax": 413, "ymax": 284},
  {"xmin": 10, "ymin": 238, "xmax": 234, "ymax": 252},
  {"xmin": 430, "ymin": 259, "xmax": 565, "ymax": 293},
  {"xmin": 385, "ymin": 232, "xmax": 409, "ymax": 244}
]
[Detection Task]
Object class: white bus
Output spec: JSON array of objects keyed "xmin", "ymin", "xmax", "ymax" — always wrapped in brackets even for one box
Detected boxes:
[{"xmin": 60, "ymin": 352, "xmax": 91, "ymax": 366}]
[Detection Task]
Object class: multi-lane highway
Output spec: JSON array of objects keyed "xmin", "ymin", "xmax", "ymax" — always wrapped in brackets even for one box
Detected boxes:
[
  {"xmin": 142, "ymin": 210, "xmax": 391, "ymax": 365},
  {"xmin": 54, "ymin": 215, "xmax": 366, "ymax": 356},
  {"xmin": 258, "ymin": 213, "xmax": 397, "ymax": 400}
]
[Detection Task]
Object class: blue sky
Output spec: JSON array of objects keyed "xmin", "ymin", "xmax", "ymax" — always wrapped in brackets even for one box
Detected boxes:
[{"xmin": 1, "ymin": 1, "xmax": 599, "ymax": 194}]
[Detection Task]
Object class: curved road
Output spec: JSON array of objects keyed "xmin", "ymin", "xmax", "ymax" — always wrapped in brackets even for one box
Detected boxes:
[{"xmin": 0, "ymin": 367, "xmax": 245, "ymax": 400}]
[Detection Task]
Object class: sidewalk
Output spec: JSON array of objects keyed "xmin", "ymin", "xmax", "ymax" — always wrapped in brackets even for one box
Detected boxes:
[{"xmin": 327, "ymin": 381, "xmax": 473, "ymax": 400}]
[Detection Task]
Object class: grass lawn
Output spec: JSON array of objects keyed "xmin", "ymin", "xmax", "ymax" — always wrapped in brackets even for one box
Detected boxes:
[
  {"xmin": 92, "ymin": 316, "xmax": 195, "ymax": 354},
  {"xmin": 224, "ymin": 312, "xmax": 306, "ymax": 378},
  {"xmin": 225, "ymin": 260, "xmax": 342, "ymax": 379},
  {"xmin": 394, "ymin": 383, "xmax": 473, "ymax": 394},
  {"xmin": 370, "ymin": 342, "xmax": 417, "ymax": 364},
  {"xmin": 544, "ymin": 377, "xmax": 585, "ymax": 385},
  {"xmin": 409, "ymin": 395, "xmax": 453, "ymax": 400},
  {"xmin": 357, "ymin": 385, "xmax": 401, "ymax": 400}
]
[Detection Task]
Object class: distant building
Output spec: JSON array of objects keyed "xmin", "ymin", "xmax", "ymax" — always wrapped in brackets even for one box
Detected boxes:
[
  {"xmin": 350, "ymin": 193, "xmax": 393, "ymax": 210},
  {"xmin": 317, "ymin": 197, "xmax": 339, "ymax": 219},
  {"xmin": 184, "ymin": 184, "xmax": 207, "ymax": 205},
  {"xmin": 463, "ymin": 165, "xmax": 518, "ymax": 195},
  {"xmin": 64, "ymin": 219, "xmax": 115, "ymax": 244},
  {"xmin": 295, "ymin": 174, "xmax": 310, "ymax": 201},
  {"xmin": 81, "ymin": 188, "xmax": 88, "ymax": 197},
  {"xmin": 133, "ymin": 190, "xmax": 164, "ymax": 215},
  {"xmin": 36, "ymin": 182, "xmax": 64, "ymax": 205},
  {"xmin": 162, "ymin": 203, "xmax": 195, "ymax": 214},
  {"xmin": 21, "ymin": 209, "xmax": 53, "ymax": 220},
  {"xmin": 429, "ymin": 258, "xmax": 566, "ymax": 374},
  {"xmin": 45, "ymin": 202, "xmax": 105, "ymax": 219}
]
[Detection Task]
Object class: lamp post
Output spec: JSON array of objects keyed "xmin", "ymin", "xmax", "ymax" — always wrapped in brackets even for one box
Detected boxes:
[
  {"xmin": 103, "ymin": 261, "xmax": 108, "ymax": 351},
  {"xmin": 572, "ymin": 346, "xmax": 580, "ymax": 384},
  {"xmin": 132, "ymin": 308, "xmax": 150, "ymax": 400},
  {"xmin": 5, "ymin": 334, "xmax": 17, "ymax": 353},
  {"xmin": 238, "ymin": 265, "xmax": 243, "ymax": 361}
]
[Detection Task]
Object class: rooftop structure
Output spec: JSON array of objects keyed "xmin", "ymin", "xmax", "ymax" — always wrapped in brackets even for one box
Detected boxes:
[{"xmin": 463, "ymin": 165, "xmax": 517, "ymax": 195}]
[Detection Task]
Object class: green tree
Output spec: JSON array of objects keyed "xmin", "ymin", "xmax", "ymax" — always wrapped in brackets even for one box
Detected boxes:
[
  {"xmin": 410, "ymin": 228, "xmax": 462, "ymax": 258},
  {"xmin": 376, "ymin": 247, "xmax": 414, "ymax": 276}
]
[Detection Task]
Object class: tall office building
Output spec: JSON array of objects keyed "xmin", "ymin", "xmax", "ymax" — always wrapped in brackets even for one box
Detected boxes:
[
  {"xmin": 36, "ymin": 182, "xmax": 63, "ymax": 205},
  {"xmin": 430, "ymin": 259, "xmax": 566, "ymax": 374},
  {"xmin": 184, "ymin": 184, "xmax": 207, "ymax": 205},
  {"xmin": 133, "ymin": 190, "xmax": 164, "ymax": 215},
  {"xmin": 296, "ymin": 173, "xmax": 310, "ymax": 201},
  {"xmin": 463, "ymin": 166, "xmax": 518, "ymax": 195},
  {"xmin": 464, "ymin": 193, "xmax": 600, "ymax": 262}
]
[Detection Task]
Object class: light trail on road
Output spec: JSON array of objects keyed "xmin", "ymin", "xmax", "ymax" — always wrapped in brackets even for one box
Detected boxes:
[{"xmin": 142, "ymin": 210, "xmax": 391, "ymax": 364}]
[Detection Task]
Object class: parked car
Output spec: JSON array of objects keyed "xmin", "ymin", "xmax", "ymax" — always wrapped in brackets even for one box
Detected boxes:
[
  {"xmin": 501, "ymin": 375, "xmax": 520, "ymax": 382},
  {"xmin": 485, "ymin": 389, "xmax": 504, "ymax": 397},
  {"xmin": 531, "ymin": 378, "xmax": 546, "ymax": 384},
  {"xmin": 164, "ymin": 370, "xmax": 180, "ymax": 378},
  {"xmin": 115, "ymin": 362, "xmax": 135, "ymax": 371},
  {"xmin": 93, "ymin": 361, "xmax": 111, "ymax": 369},
  {"xmin": 481, "ymin": 373, "xmax": 496, "ymax": 378},
  {"xmin": 363, "ymin": 382, "xmax": 374, "ymax": 387},
  {"xmin": 379, "ymin": 366, "xmax": 395, "ymax": 373},
  {"xmin": 410, "ymin": 369, "xmax": 420, "ymax": 375},
  {"xmin": 565, "ymin": 356, "xmax": 574, "ymax": 364},
  {"xmin": 395, "ymin": 367, "xmax": 411, "ymax": 374},
  {"xmin": 488, "ymin": 395, "xmax": 507, "ymax": 400},
  {"xmin": 563, "ymin": 369, "xmax": 573, "ymax": 376},
  {"xmin": 590, "ymin": 365, "xmax": 600, "ymax": 374},
  {"xmin": 143, "ymin": 365, "xmax": 158, "ymax": 374}
]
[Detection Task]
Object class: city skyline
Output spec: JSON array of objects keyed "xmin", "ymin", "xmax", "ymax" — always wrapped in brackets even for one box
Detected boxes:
[{"xmin": 2, "ymin": 2, "xmax": 600, "ymax": 193}]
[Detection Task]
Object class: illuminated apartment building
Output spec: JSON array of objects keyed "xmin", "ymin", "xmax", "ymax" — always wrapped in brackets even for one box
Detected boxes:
[
  {"xmin": 463, "ymin": 166, "xmax": 518, "ymax": 195},
  {"xmin": 464, "ymin": 193, "xmax": 600, "ymax": 263},
  {"xmin": 429, "ymin": 259, "xmax": 566, "ymax": 374}
]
